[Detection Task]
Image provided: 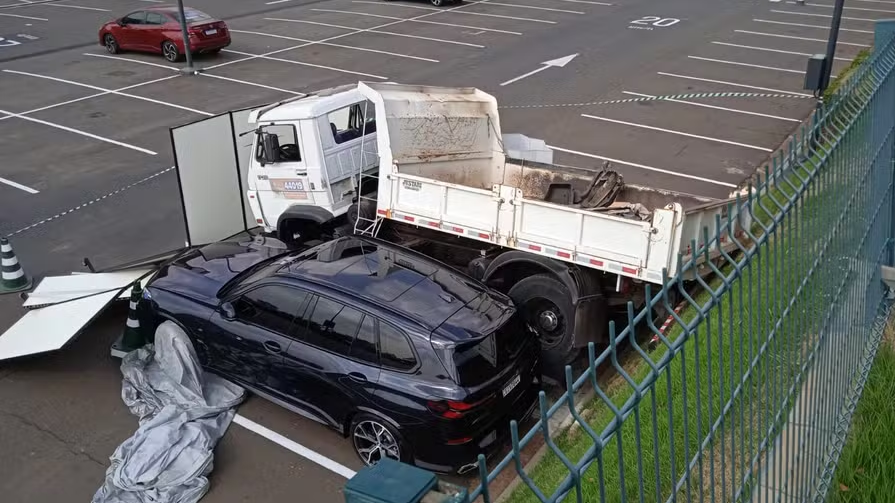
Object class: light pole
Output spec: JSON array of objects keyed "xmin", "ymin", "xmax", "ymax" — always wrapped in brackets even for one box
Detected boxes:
[
  {"xmin": 820, "ymin": 0, "xmax": 847, "ymax": 91},
  {"xmin": 175, "ymin": 0, "xmax": 200, "ymax": 74}
]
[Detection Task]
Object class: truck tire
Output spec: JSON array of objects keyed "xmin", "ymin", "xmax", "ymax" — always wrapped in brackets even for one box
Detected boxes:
[{"xmin": 508, "ymin": 274, "xmax": 578, "ymax": 366}]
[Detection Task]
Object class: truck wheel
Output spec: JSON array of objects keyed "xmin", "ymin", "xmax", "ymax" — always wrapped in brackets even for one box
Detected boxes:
[{"xmin": 508, "ymin": 274, "xmax": 577, "ymax": 365}]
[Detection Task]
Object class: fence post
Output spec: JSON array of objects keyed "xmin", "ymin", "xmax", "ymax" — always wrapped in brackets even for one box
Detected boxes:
[{"xmin": 877, "ymin": 20, "xmax": 895, "ymax": 266}]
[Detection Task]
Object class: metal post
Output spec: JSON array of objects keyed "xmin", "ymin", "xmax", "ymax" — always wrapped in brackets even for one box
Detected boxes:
[
  {"xmin": 820, "ymin": 0, "xmax": 846, "ymax": 90},
  {"xmin": 176, "ymin": 0, "xmax": 200, "ymax": 74}
]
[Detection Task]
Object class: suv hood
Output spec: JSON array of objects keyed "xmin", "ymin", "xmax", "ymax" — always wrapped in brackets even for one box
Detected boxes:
[{"xmin": 150, "ymin": 236, "xmax": 292, "ymax": 303}]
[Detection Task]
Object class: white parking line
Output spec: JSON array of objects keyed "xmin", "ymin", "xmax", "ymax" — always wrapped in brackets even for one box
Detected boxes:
[
  {"xmin": 139, "ymin": 0, "xmax": 165, "ymax": 3},
  {"xmin": 786, "ymin": 1, "xmax": 895, "ymax": 13},
  {"xmin": 352, "ymin": 0, "xmax": 557, "ymax": 23},
  {"xmin": 232, "ymin": 414, "xmax": 356, "ymax": 479},
  {"xmin": 265, "ymin": 18, "xmax": 486, "ymax": 48},
  {"xmin": 311, "ymin": 9, "xmax": 522, "ymax": 35},
  {"xmin": 4, "ymin": 69, "xmax": 212, "ymax": 116},
  {"xmin": 657, "ymin": 72, "xmax": 814, "ymax": 97},
  {"xmin": 753, "ymin": 18, "xmax": 874, "ymax": 34},
  {"xmin": 231, "ymin": 28, "xmax": 440, "ymax": 62},
  {"xmin": 201, "ymin": 73, "xmax": 305, "ymax": 95},
  {"xmin": 0, "ymin": 75, "xmax": 181, "ymax": 122},
  {"xmin": 711, "ymin": 41, "xmax": 851, "ymax": 62},
  {"xmin": 208, "ymin": 0, "xmax": 494, "ymax": 70},
  {"xmin": 548, "ymin": 145, "xmax": 737, "ymax": 188},
  {"xmin": 0, "ymin": 109, "xmax": 157, "ymax": 155},
  {"xmin": 734, "ymin": 30, "xmax": 870, "ymax": 47},
  {"xmin": 548, "ymin": 0, "xmax": 611, "ymax": 4},
  {"xmin": 0, "ymin": 177, "xmax": 38, "ymax": 194},
  {"xmin": 581, "ymin": 114, "xmax": 773, "ymax": 152},
  {"xmin": 222, "ymin": 48, "xmax": 390, "ymax": 79},
  {"xmin": 45, "ymin": 3, "xmax": 110, "ymax": 11},
  {"xmin": 83, "ymin": 52, "xmax": 179, "ymax": 70},
  {"xmin": 0, "ymin": 12, "xmax": 47, "ymax": 20},
  {"xmin": 265, "ymin": 0, "xmax": 291, "ymax": 3},
  {"xmin": 478, "ymin": 1, "xmax": 584, "ymax": 14},
  {"xmin": 622, "ymin": 91, "xmax": 801, "ymax": 122},
  {"xmin": 770, "ymin": 9, "xmax": 877, "ymax": 22},
  {"xmin": 688, "ymin": 55, "xmax": 806, "ymax": 74}
]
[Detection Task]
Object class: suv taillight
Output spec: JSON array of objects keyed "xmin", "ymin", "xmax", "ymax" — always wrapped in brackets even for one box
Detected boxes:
[{"xmin": 427, "ymin": 396, "xmax": 492, "ymax": 420}]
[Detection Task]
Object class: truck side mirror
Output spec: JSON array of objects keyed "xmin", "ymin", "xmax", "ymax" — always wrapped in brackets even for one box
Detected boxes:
[{"xmin": 261, "ymin": 133, "xmax": 281, "ymax": 164}]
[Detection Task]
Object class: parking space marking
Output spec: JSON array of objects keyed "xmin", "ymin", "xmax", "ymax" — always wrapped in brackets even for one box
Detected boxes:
[
  {"xmin": 657, "ymin": 72, "xmax": 814, "ymax": 96},
  {"xmin": 351, "ymin": 1, "xmax": 558, "ymax": 24},
  {"xmin": 222, "ymin": 48, "xmax": 389, "ymax": 79},
  {"xmin": 711, "ymin": 41, "xmax": 851, "ymax": 62},
  {"xmin": 44, "ymin": 3, "xmax": 109, "ymax": 11},
  {"xmin": 476, "ymin": 2, "xmax": 584, "ymax": 14},
  {"xmin": 0, "ymin": 12, "xmax": 46, "ymax": 20},
  {"xmin": 198, "ymin": 73, "xmax": 305, "ymax": 95},
  {"xmin": 310, "ymin": 9, "xmax": 522, "ymax": 35},
  {"xmin": 0, "ymin": 74, "xmax": 181, "ymax": 122},
  {"xmin": 771, "ymin": 10, "xmax": 877, "ymax": 22},
  {"xmin": 83, "ymin": 52, "xmax": 179, "ymax": 70},
  {"xmin": 3, "ymin": 69, "xmax": 213, "ymax": 116},
  {"xmin": 265, "ymin": 0, "xmax": 291, "ymax": 3},
  {"xmin": 753, "ymin": 18, "xmax": 874, "ymax": 34},
  {"xmin": 0, "ymin": 176, "xmax": 38, "ymax": 194},
  {"xmin": 734, "ymin": 29, "xmax": 870, "ymax": 47},
  {"xmin": 265, "ymin": 18, "xmax": 487, "ymax": 48},
  {"xmin": 139, "ymin": 0, "xmax": 165, "ymax": 3},
  {"xmin": 232, "ymin": 414, "xmax": 357, "ymax": 479},
  {"xmin": 786, "ymin": 1, "xmax": 895, "ymax": 13},
  {"xmin": 231, "ymin": 28, "xmax": 440, "ymax": 62},
  {"xmin": 581, "ymin": 114, "xmax": 773, "ymax": 152},
  {"xmin": 207, "ymin": 0, "xmax": 494, "ymax": 71},
  {"xmin": 547, "ymin": 145, "xmax": 737, "ymax": 188},
  {"xmin": 0, "ymin": 109, "xmax": 157, "ymax": 155},
  {"xmin": 622, "ymin": 91, "xmax": 801, "ymax": 122},
  {"xmin": 687, "ymin": 56, "xmax": 806, "ymax": 74}
]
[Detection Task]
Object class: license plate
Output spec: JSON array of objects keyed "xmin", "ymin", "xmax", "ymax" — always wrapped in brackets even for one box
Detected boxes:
[
  {"xmin": 502, "ymin": 374, "xmax": 521, "ymax": 397},
  {"xmin": 283, "ymin": 180, "xmax": 304, "ymax": 191},
  {"xmin": 205, "ymin": 28, "xmax": 218, "ymax": 35}
]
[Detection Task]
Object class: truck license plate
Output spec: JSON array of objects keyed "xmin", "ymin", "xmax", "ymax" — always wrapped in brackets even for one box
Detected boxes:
[
  {"xmin": 502, "ymin": 374, "xmax": 521, "ymax": 397},
  {"xmin": 283, "ymin": 180, "xmax": 304, "ymax": 191},
  {"xmin": 205, "ymin": 29, "xmax": 218, "ymax": 35}
]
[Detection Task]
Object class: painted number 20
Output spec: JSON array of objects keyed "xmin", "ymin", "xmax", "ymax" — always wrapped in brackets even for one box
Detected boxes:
[{"xmin": 631, "ymin": 16, "xmax": 681, "ymax": 28}]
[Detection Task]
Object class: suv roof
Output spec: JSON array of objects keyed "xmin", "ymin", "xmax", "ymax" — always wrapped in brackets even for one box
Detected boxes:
[{"xmin": 276, "ymin": 237, "xmax": 513, "ymax": 341}]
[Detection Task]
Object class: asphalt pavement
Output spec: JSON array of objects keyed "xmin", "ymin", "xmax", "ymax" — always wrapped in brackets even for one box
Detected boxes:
[{"xmin": 0, "ymin": 0, "xmax": 883, "ymax": 501}]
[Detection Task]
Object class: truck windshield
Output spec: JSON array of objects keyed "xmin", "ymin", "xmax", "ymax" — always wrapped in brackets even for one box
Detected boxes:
[{"xmin": 255, "ymin": 124, "xmax": 301, "ymax": 164}]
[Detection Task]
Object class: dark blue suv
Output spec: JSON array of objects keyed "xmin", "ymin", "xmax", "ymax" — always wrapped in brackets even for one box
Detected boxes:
[{"xmin": 140, "ymin": 235, "xmax": 541, "ymax": 473}]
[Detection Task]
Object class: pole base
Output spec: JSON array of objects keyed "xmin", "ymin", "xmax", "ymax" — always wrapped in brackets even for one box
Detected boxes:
[
  {"xmin": 110, "ymin": 333, "xmax": 129, "ymax": 359},
  {"xmin": 0, "ymin": 277, "xmax": 32, "ymax": 295},
  {"xmin": 179, "ymin": 66, "xmax": 204, "ymax": 75}
]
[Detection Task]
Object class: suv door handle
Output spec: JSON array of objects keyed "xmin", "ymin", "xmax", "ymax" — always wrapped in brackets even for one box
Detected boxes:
[
  {"xmin": 347, "ymin": 372, "xmax": 367, "ymax": 382},
  {"xmin": 263, "ymin": 340, "xmax": 282, "ymax": 354}
]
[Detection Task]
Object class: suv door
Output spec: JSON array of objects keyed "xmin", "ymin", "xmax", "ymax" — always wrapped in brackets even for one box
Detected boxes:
[
  {"xmin": 204, "ymin": 284, "xmax": 310, "ymax": 393},
  {"xmin": 279, "ymin": 295, "xmax": 381, "ymax": 428}
]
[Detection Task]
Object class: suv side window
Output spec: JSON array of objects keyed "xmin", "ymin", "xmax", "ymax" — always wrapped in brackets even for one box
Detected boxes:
[
  {"xmin": 302, "ymin": 296, "xmax": 364, "ymax": 356},
  {"xmin": 379, "ymin": 322, "xmax": 416, "ymax": 371},
  {"xmin": 233, "ymin": 285, "xmax": 309, "ymax": 335},
  {"xmin": 349, "ymin": 316, "xmax": 378, "ymax": 365}
]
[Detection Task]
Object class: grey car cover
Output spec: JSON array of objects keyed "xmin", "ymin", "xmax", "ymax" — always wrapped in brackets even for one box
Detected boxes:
[{"xmin": 93, "ymin": 321, "xmax": 246, "ymax": 503}]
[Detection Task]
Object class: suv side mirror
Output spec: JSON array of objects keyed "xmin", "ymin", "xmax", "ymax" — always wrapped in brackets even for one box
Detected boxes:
[{"xmin": 221, "ymin": 302, "xmax": 236, "ymax": 320}]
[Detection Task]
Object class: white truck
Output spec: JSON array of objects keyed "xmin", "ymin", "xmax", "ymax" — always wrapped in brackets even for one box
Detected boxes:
[{"xmin": 183, "ymin": 82, "xmax": 752, "ymax": 367}]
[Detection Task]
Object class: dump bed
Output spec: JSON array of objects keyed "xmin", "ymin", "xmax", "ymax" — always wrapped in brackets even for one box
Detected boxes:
[{"xmin": 357, "ymin": 82, "xmax": 751, "ymax": 284}]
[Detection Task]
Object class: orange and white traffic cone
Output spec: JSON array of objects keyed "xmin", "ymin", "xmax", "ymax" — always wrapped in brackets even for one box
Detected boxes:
[{"xmin": 0, "ymin": 237, "xmax": 31, "ymax": 295}]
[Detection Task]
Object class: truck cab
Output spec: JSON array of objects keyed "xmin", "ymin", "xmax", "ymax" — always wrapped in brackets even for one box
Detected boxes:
[{"xmin": 246, "ymin": 84, "xmax": 379, "ymax": 243}]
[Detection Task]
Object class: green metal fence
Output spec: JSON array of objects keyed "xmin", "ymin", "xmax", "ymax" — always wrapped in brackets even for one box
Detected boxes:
[{"xmin": 468, "ymin": 23, "xmax": 895, "ymax": 503}]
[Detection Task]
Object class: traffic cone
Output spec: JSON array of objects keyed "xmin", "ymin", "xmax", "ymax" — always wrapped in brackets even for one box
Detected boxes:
[
  {"xmin": 120, "ymin": 283, "xmax": 146, "ymax": 352},
  {"xmin": 0, "ymin": 237, "xmax": 31, "ymax": 295}
]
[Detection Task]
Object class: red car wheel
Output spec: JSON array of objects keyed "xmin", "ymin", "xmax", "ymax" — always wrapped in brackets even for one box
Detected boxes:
[{"xmin": 104, "ymin": 34, "xmax": 120, "ymax": 54}]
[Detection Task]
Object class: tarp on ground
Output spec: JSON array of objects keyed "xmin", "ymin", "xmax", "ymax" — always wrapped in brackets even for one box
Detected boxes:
[{"xmin": 93, "ymin": 321, "xmax": 245, "ymax": 503}]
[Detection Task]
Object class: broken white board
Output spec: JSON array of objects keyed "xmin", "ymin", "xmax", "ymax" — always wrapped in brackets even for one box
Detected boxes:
[{"xmin": 0, "ymin": 269, "xmax": 154, "ymax": 361}]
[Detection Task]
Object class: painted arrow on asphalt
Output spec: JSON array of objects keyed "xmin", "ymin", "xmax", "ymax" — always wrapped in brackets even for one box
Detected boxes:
[{"xmin": 500, "ymin": 54, "xmax": 578, "ymax": 87}]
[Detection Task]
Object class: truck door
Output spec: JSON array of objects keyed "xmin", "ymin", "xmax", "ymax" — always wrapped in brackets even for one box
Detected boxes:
[
  {"xmin": 321, "ymin": 101, "xmax": 379, "ymax": 214},
  {"xmin": 252, "ymin": 123, "xmax": 311, "ymax": 228}
]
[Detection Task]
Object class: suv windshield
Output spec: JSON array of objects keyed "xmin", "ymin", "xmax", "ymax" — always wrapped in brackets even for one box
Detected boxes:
[{"xmin": 434, "ymin": 312, "xmax": 529, "ymax": 387}]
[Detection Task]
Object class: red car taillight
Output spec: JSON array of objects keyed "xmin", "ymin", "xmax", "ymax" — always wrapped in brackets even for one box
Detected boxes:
[{"xmin": 427, "ymin": 396, "xmax": 492, "ymax": 420}]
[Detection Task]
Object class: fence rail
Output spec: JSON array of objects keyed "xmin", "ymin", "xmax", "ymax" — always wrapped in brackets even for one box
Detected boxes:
[{"xmin": 467, "ymin": 21, "xmax": 895, "ymax": 503}]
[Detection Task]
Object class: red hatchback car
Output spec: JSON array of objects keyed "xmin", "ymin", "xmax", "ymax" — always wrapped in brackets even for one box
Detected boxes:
[{"xmin": 98, "ymin": 7, "xmax": 230, "ymax": 62}]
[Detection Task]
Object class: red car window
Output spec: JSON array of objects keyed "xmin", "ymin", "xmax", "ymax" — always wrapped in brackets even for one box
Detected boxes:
[
  {"xmin": 145, "ymin": 12, "xmax": 166, "ymax": 25},
  {"xmin": 121, "ymin": 11, "xmax": 146, "ymax": 25}
]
